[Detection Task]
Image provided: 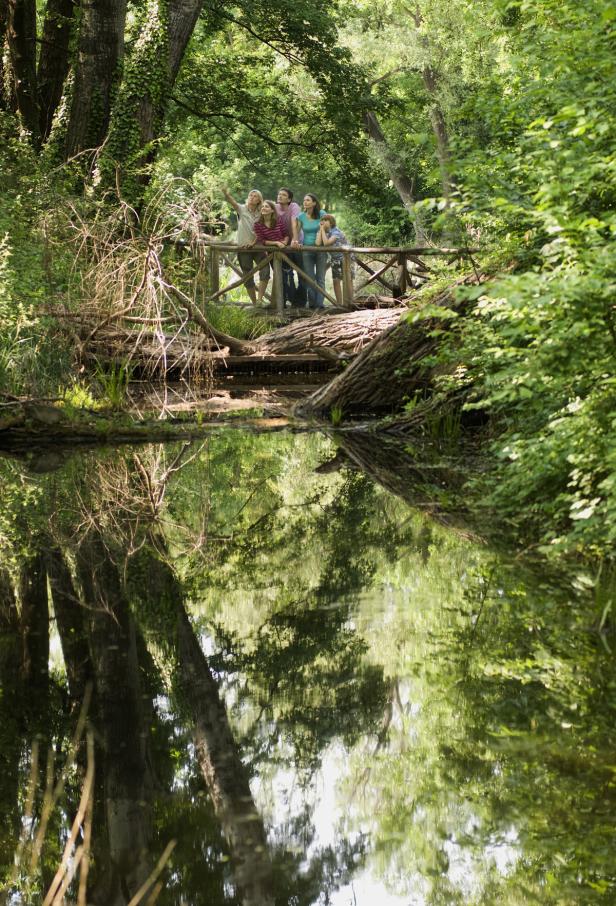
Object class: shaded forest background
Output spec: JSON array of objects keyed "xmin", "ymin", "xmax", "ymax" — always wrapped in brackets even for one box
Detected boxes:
[{"xmin": 1, "ymin": 0, "xmax": 615, "ymax": 558}]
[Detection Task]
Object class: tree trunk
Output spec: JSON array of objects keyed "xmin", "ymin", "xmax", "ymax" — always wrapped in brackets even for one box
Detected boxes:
[
  {"xmin": 0, "ymin": 0, "xmax": 8, "ymax": 111},
  {"xmin": 103, "ymin": 0, "xmax": 203, "ymax": 188},
  {"xmin": 64, "ymin": 0, "xmax": 127, "ymax": 158},
  {"xmin": 167, "ymin": 0, "xmax": 202, "ymax": 81},
  {"xmin": 18, "ymin": 551, "xmax": 49, "ymax": 686},
  {"xmin": 75, "ymin": 533, "xmax": 155, "ymax": 902},
  {"xmin": 363, "ymin": 109, "xmax": 425, "ymax": 242},
  {"xmin": 6, "ymin": 0, "xmax": 39, "ymax": 144},
  {"xmin": 46, "ymin": 548, "xmax": 93, "ymax": 702},
  {"xmin": 422, "ymin": 65, "xmax": 453, "ymax": 202},
  {"xmin": 37, "ymin": 0, "xmax": 76, "ymax": 141}
]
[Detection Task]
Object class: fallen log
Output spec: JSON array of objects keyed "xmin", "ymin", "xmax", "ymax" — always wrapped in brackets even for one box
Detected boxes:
[
  {"xmin": 296, "ymin": 274, "xmax": 484, "ymax": 417},
  {"xmin": 81, "ymin": 327, "xmax": 228, "ymax": 376},
  {"xmin": 72, "ymin": 308, "xmax": 403, "ymax": 377},
  {"xmin": 255, "ymin": 309, "xmax": 403, "ymax": 355}
]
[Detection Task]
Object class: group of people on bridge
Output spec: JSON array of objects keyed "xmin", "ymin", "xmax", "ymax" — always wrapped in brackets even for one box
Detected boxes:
[{"xmin": 222, "ymin": 186, "xmax": 351, "ymax": 309}]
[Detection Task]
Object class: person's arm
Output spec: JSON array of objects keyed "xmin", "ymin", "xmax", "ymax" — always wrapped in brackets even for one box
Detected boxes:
[
  {"xmin": 275, "ymin": 219, "xmax": 289, "ymax": 247},
  {"xmin": 222, "ymin": 186, "xmax": 241, "ymax": 213},
  {"xmin": 255, "ymin": 223, "xmax": 287, "ymax": 248},
  {"xmin": 316, "ymin": 223, "xmax": 324, "ymax": 246},
  {"xmin": 291, "ymin": 215, "xmax": 301, "ymax": 248},
  {"xmin": 289, "ymin": 203, "xmax": 300, "ymax": 248}
]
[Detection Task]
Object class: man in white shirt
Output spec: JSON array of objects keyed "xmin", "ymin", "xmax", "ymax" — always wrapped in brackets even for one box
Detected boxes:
[{"xmin": 223, "ymin": 187, "xmax": 267, "ymax": 304}]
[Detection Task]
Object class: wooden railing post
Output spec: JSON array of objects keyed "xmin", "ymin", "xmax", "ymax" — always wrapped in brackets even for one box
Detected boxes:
[
  {"xmin": 397, "ymin": 252, "xmax": 408, "ymax": 296},
  {"xmin": 209, "ymin": 246, "xmax": 220, "ymax": 297},
  {"xmin": 342, "ymin": 251, "xmax": 354, "ymax": 309},
  {"xmin": 271, "ymin": 251, "xmax": 284, "ymax": 312}
]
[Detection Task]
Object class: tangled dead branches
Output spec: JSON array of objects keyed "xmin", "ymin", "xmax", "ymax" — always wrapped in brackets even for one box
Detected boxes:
[{"xmin": 47, "ymin": 179, "xmax": 249, "ymax": 380}]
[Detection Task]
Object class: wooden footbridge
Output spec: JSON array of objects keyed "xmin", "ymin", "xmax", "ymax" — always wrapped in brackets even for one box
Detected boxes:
[
  {"xmin": 79, "ymin": 240, "xmax": 479, "ymax": 385},
  {"xmin": 201, "ymin": 241, "xmax": 478, "ymax": 311}
]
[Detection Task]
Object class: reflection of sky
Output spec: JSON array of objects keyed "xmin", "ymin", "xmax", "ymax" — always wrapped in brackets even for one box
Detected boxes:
[
  {"xmin": 330, "ymin": 877, "xmax": 417, "ymax": 906},
  {"xmin": 255, "ymin": 732, "xmax": 519, "ymax": 906},
  {"xmin": 48, "ymin": 556, "xmax": 521, "ymax": 905},
  {"xmin": 251, "ymin": 580, "xmax": 521, "ymax": 906},
  {"xmin": 254, "ymin": 741, "xmax": 413, "ymax": 905}
]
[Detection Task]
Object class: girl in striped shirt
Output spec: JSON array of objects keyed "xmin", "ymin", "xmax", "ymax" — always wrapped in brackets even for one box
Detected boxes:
[
  {"xmin": 253, "ymin": 201, "xmax": 289, "ymax": 305},
  {"xmin": 254, "ymin": 200, "xmax": 289, "ymax": 248}
]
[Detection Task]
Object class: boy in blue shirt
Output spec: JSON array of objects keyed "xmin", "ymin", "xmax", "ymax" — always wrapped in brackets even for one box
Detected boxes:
[{"xmin": 317, "ymin": 215, "xmax": 352, "ymax": 307}]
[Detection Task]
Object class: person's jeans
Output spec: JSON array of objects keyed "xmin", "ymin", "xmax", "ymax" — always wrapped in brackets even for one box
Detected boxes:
[
  {"xmin": 282, "ymin": 251, "xmax": 299, "ymax": 305},
  {"xmin": 302, "ymin": 249, "xmax": 326, "ymax": 309}
]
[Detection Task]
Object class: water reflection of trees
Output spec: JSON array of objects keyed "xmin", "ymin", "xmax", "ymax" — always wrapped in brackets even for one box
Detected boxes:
[
  {"xmin": 0, "ymin": 436, "xmax": 399, "ymax": 904},
  {"xmin": 1, "ymin": 432, "xmax": 614, "ymax": 905},
  {"xmin": 335, "ymin": 539, "xmax": 616, "ymax": 905}
]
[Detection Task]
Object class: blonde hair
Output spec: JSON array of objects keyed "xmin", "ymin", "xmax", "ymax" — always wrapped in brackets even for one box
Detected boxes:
[{"xmin": 246, "ymin": 189, "xmax": 263, "ymax": 208}]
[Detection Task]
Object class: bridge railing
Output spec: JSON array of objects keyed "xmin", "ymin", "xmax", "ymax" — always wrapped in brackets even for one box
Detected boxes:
[{"xmin": 200, "ymin": 241, "xmax": 478, "ymax": 312}]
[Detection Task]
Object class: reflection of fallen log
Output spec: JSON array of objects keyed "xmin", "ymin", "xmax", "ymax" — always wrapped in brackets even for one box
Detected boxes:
[{"xmin": 327, "ymin": 430, "xmax": 479, "ymax": 537}]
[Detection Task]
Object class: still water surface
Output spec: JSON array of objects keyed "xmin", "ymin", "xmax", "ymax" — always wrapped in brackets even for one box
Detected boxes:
[{"xmin": 0, "ymin": 429, "xmax": 614, "ymax": 905}]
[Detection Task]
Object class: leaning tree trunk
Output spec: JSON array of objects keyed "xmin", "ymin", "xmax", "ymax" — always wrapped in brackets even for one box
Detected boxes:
[
  {"xmin": 297, "ymin": 277, "xmax": 481, "ymax": 417},
  {"xmin": 363, "ymin": 109, "xmax": 425, "ymax": 243},
  {"xmin": 295, "ymin": 317, "xmax": 431, "ymax": 416},
  {"xmin": 64, "ymin": 0, "xmax": 127, "ymax": 158}
]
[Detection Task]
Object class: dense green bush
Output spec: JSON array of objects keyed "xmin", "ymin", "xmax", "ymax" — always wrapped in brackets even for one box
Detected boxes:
[{"xmin": 451, "ymin": 0, "xmax": 616, "ymax": 557}]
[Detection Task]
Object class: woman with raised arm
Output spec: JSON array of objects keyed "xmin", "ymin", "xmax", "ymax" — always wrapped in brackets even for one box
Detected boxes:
[
  {"xmin": 291, "ymin": 193, "xmax": 327, "ymax": 309},
  {"xmin": 253, "ymin": 200, "xmax": 289, "ymax": 306},
  {"xmin": 222, "ymin": 187, "xmax": 267, "ymax": 304}
]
